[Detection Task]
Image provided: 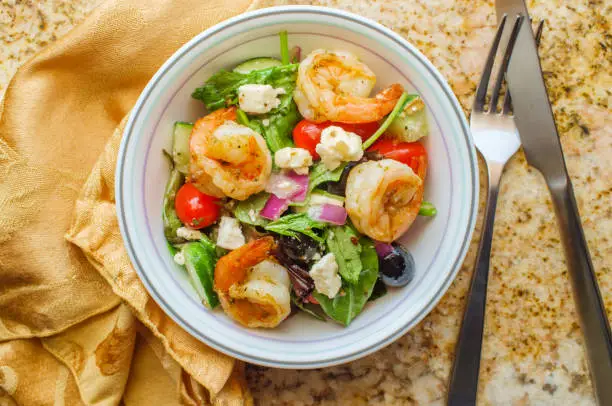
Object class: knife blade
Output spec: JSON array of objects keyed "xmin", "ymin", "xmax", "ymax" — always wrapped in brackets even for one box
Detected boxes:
[{"xmin": 496, "ymin": 1, "xmax": 612, "ymax": 404}]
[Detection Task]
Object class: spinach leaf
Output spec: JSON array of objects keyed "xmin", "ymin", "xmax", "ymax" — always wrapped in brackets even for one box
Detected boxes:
[
  {"xmin": 248, "ymin": 101, "xmax": 299, "ymax": 153},
  {"xmin": 234, "ymin": 192, "xmax": 270, "ymax": 226},
  {"xmin": 313, "ymin": 238, "xmax": 379, "ymax": 326},
  {"xmin": 264, "ymin": 213, "xmax": 327, "ymax": 242},
  {"xmin": 291, "ymin": 294, "xmax": 326, "ymax": 321},
  {"xmin": 369, "ymin": 277, "xmax": 387, "ymax": 301},
  {"xmin": 326, "ymin": 225, "xmax": 362, "ymax": 285},
  {"xmin": 308, "ymin": 162, "xmax": 346, "ymax": 194},
  {"xmin": 192, "ymin": 64, "xmax": 298, "ymax": 112}
]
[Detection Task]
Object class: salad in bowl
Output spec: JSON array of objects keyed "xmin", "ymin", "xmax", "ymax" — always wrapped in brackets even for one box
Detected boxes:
[{"xmin": 163, "ymin": 31, "xmax": 435, "ymax": 329}]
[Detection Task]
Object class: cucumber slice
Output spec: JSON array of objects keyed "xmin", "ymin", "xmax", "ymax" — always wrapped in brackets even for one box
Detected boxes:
[
  {"xmin": 294, "ymin": 190, "xmax": 344, "ymax": 213},
  {"xmin": 386, "ymin": 96, "xmax": 429, "ymax": 143},
  {"xmin": 173, "ymin": 121, "xmax": 193, "ymax": 174},
  {"xmin": 233, "ymin": 57, "xmax": 283, "ymax": 74}
]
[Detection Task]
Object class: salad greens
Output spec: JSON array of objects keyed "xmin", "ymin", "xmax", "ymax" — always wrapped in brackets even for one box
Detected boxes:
[
  {"xmin": 314, "ymin": 238, "xmax": 379, "ymax": 326},
  {"xmin": 279, "ymin": 30, "xmax": 290, "ymax": 64},
  {"xmin": 247, "ymin": 101, "xmax": 300, "ymax": 152},
  {"xmin": 291, "ymin": 294, "xmax": 326, "ymax": 321},
  {"xmin": 192, "ymin": 64, "xmax": 298, "ymax": 111},
  {"xmin": 325, "ymin": 225, "xmax": 363, "ymax": 285},
  {"xmin": 369, "ymin": 278, "xmax": 388, "ymax": 301},
  {"xmin": 233, "ymin": 192, "xmax": 270, "ymax": 226},
  {"xmin": 419, "ymin": 201, "xmax": 437, "ymax": 217},
  {"xmin": 264, "ymin": 213, "xmax": 327, "ymax": 242},
  {"xmin": 163, "ymin": 167, "xmax": 185, "ymax": 244},
  {"xmin": 308, "ymin": 162, "xmax": 347, "ymax": 193},
  {"xmin": 236, "ymin": 108, "xmax": 250, "ymax": 126}
]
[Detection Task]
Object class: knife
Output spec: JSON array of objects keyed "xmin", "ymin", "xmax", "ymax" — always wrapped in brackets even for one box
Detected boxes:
[{"xmin": 496, "ymin": 1, "xmax": 612, "ymax": 404}]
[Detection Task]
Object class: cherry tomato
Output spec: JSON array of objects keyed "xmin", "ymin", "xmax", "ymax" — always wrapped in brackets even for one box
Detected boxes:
[
  {"xmin": 175, "ymin": 183, "xmax": 220, "ymax": 229},
  {"xmin": 292, "ymin": 120, "xmax": 381, "ymax": 159},
  {"xmin": 292, "ymin": 120, "xmax": 327, "ymax": 158},
  {"xmin": 339, "ymin": 122, "xmax": 379, "ymax": 141},
  {"xmin": 368, "ymin": 138, "xmax": 427, "ymax": 176}
]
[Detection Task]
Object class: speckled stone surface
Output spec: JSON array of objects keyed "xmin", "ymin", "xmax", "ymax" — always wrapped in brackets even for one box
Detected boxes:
[{"xmin": 1, "ymin": 0, "xmax": 609, "ymax": 405}]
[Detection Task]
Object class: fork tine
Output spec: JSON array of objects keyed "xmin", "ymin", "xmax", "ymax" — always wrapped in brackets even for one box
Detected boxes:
[
  {"xmin": 502, "ymin": 19, "xmax": 545, "ymax": 114},
  {"xmin": 534, "ymin": 19, "xmax": 545, "ymax": 44},
  {"xmin": 473, "ymin": 14, "xmax": 507, "ymax": 112},
  {"xmin": 488, "ymin": 15, "xmax": 524, "ymax": 113}
]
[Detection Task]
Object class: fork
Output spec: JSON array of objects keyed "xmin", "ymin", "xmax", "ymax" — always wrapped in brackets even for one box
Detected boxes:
[{"xmin": 446, "ymin": 16, "xmax": 544, "ymax": 405}]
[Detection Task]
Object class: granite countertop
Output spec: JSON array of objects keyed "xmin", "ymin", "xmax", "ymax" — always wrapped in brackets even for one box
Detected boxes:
[{"xmin": 1, "ymin": 0, "xmax": 609, "ymax": 404}]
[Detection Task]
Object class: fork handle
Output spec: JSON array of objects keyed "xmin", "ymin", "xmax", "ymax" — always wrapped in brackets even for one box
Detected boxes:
[
  {"xmin": 549, "ymin": 176, "xmax": 612, "ymax": 404},
  {"xmin": 447, "ymin": 161, "xmax": 504, "ymax": 406}
]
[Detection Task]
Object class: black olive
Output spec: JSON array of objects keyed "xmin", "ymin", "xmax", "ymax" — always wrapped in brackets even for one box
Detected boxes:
[
  {"xmin": 379, "ymin": 244, "xmax": 415, "ymax": 287},
  {"xmin": 326, "ymin": 153, "xmax": 382, "ymax": 195},
  {"xmin": 276, "ymin": 234, "xmax": 324, "ymax": 267}
]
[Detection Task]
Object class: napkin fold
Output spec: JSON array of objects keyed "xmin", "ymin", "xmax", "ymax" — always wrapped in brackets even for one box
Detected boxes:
[{"xmin": 0, "ymin": 0, "xmax": 256, "ymax": 404}]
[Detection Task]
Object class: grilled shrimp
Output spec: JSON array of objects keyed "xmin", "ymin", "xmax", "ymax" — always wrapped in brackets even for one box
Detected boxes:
[
  {"xmin": 345, "ymin": 159, "xmax": 425, "ymax": 242},
  {"xmin": 214, "ymin": 237, "xmax": 291, "ymax": 328},
  {"xmin": 189, "ymin": 107, "xmax": 272, "ymax": 200},
  {"xmin": 293, "ymin": 49, "xmax": 404, "ymax": 123}
]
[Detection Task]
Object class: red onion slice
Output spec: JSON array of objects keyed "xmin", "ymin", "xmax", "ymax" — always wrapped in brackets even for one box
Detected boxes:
[
  {"xmin": 285, "ymin": 171, "xmax": 309, "ymax": 202},
  {"xmin": 265, "ymin": 173, "xmax": 301, "ymax": 199},
  {"xmin": 375, "ymin": 242, "xmax": 394, "ymax": 257},
  {"xmin": 264, "ymin": 171, "xmax": 309, "ymax": 201},
  {"xmin": 260, "ymin": 195, "xmax": 289, "ymax": 220},
  {"xmin": 308, "ymin": 204, "xmax": 347, "ymax": 225}
]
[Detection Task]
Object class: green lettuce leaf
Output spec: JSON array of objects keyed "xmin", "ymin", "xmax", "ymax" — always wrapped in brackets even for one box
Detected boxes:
[
  {"xmin": 233, "ymin": 192, "xmax": 270, "ymax": 226},
  {"xmin": 325, "ymin": 225, "xmax": 363, "ymax": 284},
  {"xmin": 192, "ymin": 64, "xmax": 298, "ymax": 112},
  {"xmin": 308, "ymin": 162, "xmax": 346, "ymax": 194},
  {"xmin": 313, "ymin": 238, "xmax": 379, "ymax": 326},
  {"xmin": 264, "ymin": 213, "xmax": 327, "ymax": 242},
  {"xmin": 368, "ymin": 278, "xmax": 387, "ymax": 301},
  {"xmin": 291, "ymin": 294, "xmax": 326, "ymax": 321},
  {"xmin": 162, "ymin": 168, "xmax": 185, "ymax": 244},
  {"xmin": 248, "ymin": 101, "xmax": 299, "ymax": 153}
]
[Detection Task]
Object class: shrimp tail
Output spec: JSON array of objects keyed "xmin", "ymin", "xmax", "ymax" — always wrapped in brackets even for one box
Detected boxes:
[
  {"xmin": 329, "ymin": 83, "xmax": 405, "ymax": 124},
  {"xmin": 214, "ymin": 236, "xmax": 276, "ymax": 292},
  {"xmin": 375, "ymin": 83, "xmax": 405, "ymax": 109}
]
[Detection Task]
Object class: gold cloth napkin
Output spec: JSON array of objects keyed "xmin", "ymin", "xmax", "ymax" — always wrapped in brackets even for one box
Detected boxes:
[{"xmin": 0, "ymin": 0, "xmax": 257, "ymax": 404}]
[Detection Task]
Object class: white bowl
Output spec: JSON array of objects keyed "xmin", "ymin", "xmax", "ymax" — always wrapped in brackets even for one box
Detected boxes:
[{"xmin": 116, "ymin": 6, "xmax": 478, "ymax": 368}]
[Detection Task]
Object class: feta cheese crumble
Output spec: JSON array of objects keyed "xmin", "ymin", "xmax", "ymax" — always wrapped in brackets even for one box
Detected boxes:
[
  {"xmin": 176, "ymin": 227, "xmax": 203, "ymax": 241},
  {"xmin": 216, "ymin": 216, "xmax": 245, "ymax": 250},
  {"xmin": 173, "ymin": 251, "xmax": 185, "ymax": 266},
  {"xmin": 309, "ymin": 253, "xmax": 342, "ymax": 299},
  {"xmin": 315, "ymin": 126, "xmax": 364, "ymax": 170},
  {"xmin": 238, "ymin": 84, "xmax": 285, "ymax": 115},
  {"xmin": 274, "ymin": 147, "xmax": 313, "ymax": 175}
]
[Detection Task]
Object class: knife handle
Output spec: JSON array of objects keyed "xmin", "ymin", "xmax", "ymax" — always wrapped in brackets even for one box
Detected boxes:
[
  {"xmin": 549, "ymin": 176, "xmax": 612, "ymax": 404},
  {"xmin": 447, "ymin": 162, "xmax": 504, "ymax": 406}
]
